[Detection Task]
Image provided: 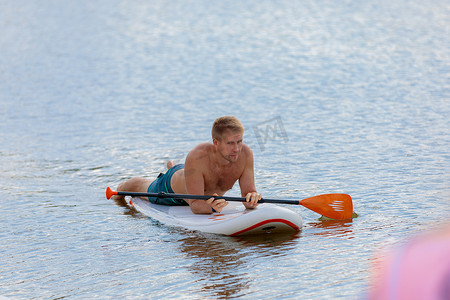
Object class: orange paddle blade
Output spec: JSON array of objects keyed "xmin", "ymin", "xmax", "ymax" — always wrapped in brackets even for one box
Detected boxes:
[
  {"xmin": 106, "ymin": 187, "xmax": 117, "ymax": 200},
  {"xmin": 299, "ymin": 193, "xmax": 353, "ymax": 220}
]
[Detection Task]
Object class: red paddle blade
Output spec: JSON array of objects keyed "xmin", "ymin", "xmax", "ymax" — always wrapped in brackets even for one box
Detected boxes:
[
  {"xmin": 106, "ymin": 187, "xmax": 117, "ymax": 200},
  {"xmin": 299, "ymin": 194, "xmax": 353, "ymax": 220}
]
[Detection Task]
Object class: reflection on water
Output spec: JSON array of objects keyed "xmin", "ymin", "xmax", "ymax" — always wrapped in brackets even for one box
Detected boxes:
[
  {"xmin": 112, "ymin": 197, "xmax": 143, "ymax": 218},
  {"xmin": 112, "ymin": 196, "xmax": 303, "ymax": 298},
  {"xmin": 178, "ymin": 232, "xmax": 300, "ymax": 298},
  {"xmin": 180, "ymin": 234, "xmax": 252, "ymax": 298},
  {"xmin": 306, "ymin": 219, "xmax": 355, "ymax": 238}
]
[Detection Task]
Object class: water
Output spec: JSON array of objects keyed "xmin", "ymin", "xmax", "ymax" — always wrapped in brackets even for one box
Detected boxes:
[{"xmin": 1, "ymin": 0, "xmax": 449, "ymax": 298}]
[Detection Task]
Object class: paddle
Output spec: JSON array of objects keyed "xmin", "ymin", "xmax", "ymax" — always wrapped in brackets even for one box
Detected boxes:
[{"xmin": 106, "ymin": 187, "xmax": 353, "ymax": 220}]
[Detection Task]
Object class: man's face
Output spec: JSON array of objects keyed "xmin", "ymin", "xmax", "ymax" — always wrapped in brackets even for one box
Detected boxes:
[{"xmin": 215, "ymin": 130, "xmax": 243, "ymax": 162}]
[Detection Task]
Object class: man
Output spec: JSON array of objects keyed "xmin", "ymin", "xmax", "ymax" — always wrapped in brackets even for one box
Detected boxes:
[{"xmin": 112, "ymin": 116, "xmax": 262, "ymax": 214}]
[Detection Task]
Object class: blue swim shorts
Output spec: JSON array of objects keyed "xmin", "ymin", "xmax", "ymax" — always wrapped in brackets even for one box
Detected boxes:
[{"xmin": 147, "ymin": 164, "xmax": 188, "ymax": 206}]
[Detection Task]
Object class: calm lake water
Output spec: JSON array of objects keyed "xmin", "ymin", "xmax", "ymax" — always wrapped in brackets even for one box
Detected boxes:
[{"xmin": 1, "ymin": 0, "xmax": 449, "ymax": 299}]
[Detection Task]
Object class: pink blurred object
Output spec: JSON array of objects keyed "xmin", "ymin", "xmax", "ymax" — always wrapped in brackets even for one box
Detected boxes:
[{"xmin": 369, "ymin": 226, "xmax": 450, "ymax": 300}]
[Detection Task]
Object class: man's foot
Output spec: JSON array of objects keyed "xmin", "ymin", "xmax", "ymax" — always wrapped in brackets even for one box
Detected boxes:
[{"xmin": 167, "ymin": 160, "xmax": 175, "ymax": 169}]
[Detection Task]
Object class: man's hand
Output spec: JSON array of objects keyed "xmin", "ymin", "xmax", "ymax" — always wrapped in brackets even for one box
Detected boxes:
[
  {"xmin": 206, "ymin": 193, "xmax": 228, "ymax": 213},
  {"xmin": 243, "ymin": 192, "xmax": 262, "ymax": 209}
]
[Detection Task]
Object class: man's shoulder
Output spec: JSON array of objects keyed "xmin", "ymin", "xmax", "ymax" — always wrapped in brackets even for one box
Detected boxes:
[
  {"xmin": 241, "ymin": 144, "xmax": 253, "ymax": 157},
  {"xmin": 192, "ymin": 142, "xmax": 214, "ymax": 153},
  {"xmin": 187, "ymin": 142, "xmax": 213, "ymax": 160}
]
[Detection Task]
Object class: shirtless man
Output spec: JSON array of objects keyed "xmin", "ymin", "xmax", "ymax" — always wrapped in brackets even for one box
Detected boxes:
[{"xmin": 112, "ymin": 116, "xmax": 262, "ymax": 214}]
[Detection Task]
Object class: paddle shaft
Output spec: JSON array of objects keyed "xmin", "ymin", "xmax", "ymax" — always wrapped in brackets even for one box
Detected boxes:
[
  {"xmin": 106, "ymin": 187, "xmax": 353, "ymax": 219},
  {"xmin": 110, "ymin": 190, "xmax": 300, "ymax": 205}
]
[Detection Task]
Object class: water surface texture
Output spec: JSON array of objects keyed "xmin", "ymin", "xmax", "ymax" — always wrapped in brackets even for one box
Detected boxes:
[{"xmin": 1, "ymin": 0, "xmax": 449, "ymax": 299}]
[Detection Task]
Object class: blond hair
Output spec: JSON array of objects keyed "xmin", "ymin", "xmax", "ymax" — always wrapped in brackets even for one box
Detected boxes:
[{"xmin": 211, "ymin": 116, "xmax": 244, "ymax": 140}]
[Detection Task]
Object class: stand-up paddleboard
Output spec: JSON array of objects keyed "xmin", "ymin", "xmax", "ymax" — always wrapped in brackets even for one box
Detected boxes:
[{"xmin": 129, "ymin": 197, "xmax": 302, "ymax": 236}]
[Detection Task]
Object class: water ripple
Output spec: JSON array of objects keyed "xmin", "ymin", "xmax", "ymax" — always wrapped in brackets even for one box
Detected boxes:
[{"xmin": 1, "ymin": 0, "xmax": 449, "ymax": 299}]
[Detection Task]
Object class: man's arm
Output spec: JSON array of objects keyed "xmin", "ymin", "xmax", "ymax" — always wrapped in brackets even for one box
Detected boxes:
[
  {"xmin": 239, "ymin": 146, "xmax": 262, "ymax": 208},
  {"xmin": 184, "ymin": 148, "xmax": 227, "ymax": 214}
]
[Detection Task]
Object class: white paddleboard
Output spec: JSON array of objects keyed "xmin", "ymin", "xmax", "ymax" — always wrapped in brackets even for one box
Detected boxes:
[{"xmin": 129, "ymin": 197, "xmax": 302, "ymax": 236}]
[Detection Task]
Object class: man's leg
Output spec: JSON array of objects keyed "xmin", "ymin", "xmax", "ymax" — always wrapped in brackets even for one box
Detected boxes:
[{"xmin": 112, "ymin": 177, "xmax": 153, "ymax": 201}]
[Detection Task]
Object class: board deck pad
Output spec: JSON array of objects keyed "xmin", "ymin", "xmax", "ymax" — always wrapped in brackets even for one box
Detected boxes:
[{"xmin": 130, "ymin": 197, "xmax": 302, "ymax": 236}]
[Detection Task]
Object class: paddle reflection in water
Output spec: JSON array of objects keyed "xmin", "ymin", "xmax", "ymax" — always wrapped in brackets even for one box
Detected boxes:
[
  {"xmin": 305, "ymin": 219, "xmax": 355, "ymax": 239},
  {"xmin": 177, "ymin": 232, "xmax": 300, "ymax": 298}
]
